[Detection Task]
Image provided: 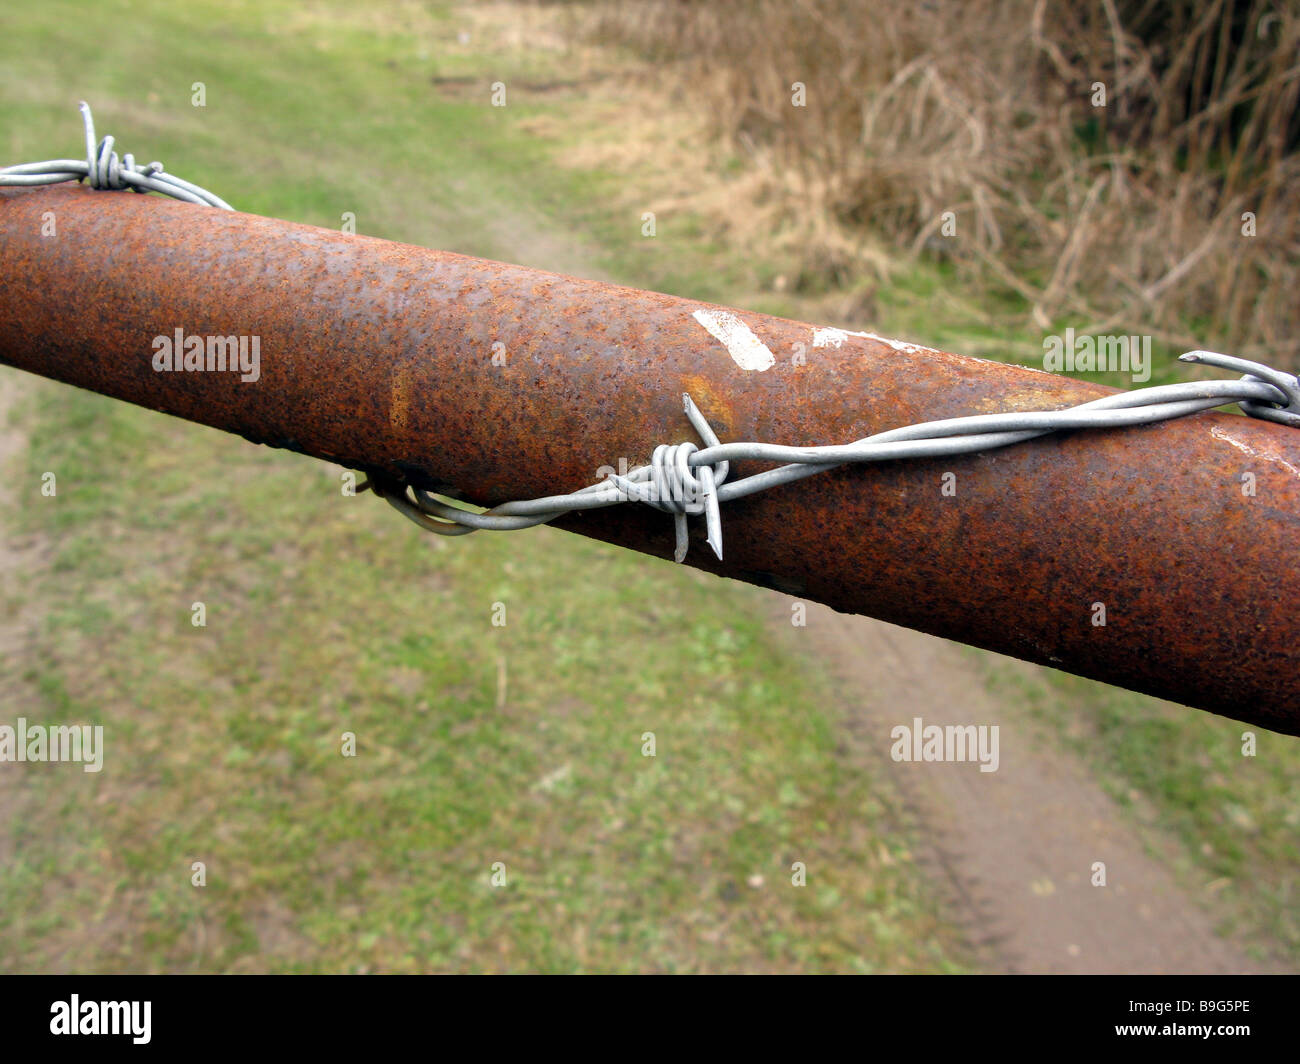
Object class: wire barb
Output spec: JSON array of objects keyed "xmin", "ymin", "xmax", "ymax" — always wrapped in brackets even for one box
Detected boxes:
[
  {"xmin": 1180, "ymin": 350, "xmax": 1300, "ymax": 429},
  {"xmin": 0, "ymin": 103, "xmax": 233, "ymax": 210},
  {"xmin": 361, "ymin": 349, "xmax": 1299, "ymax": 563}
]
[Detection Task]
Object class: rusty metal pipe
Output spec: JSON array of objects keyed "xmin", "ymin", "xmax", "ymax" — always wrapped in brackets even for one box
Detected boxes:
[{"xmin": 1, "ymin": 185, "xmax": 1297, "ymax": 732}]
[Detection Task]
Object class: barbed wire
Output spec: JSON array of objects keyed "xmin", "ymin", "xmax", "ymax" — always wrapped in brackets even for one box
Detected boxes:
[
  {"xmin": 5, "ymin": 106, "xmax": 1295, "ymax": 564},
  {"xmin": 362, "ymin": 350, "xmax": 1300, "ymax": 563},
  {"xmin": 0, "ymin": 103, "xmax": 232, "ymax": 209}
]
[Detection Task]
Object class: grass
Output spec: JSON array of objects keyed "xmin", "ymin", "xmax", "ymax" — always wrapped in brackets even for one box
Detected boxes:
[{"xmin": 0, "ymin": 0, "xmax": 965, "ymax": 972}]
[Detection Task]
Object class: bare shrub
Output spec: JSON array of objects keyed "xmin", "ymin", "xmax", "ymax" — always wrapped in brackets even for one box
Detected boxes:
[{"xmin": 578, "ymin": 0, "xmax": 1299, "ymax": 365}]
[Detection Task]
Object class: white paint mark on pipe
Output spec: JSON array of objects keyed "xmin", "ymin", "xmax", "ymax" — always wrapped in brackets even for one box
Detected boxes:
[
  {"xmin": 812, "ymin": 327, "xmax": 859, "ymax": 348},
  {"xmin": 812, "ymin": 324, "xmax": 1053, "ymax": 374},
  {"xmin": 693, "ymin": 308, "xmax": 775, "ymax": 371},
  {"xmin": 1211, "ymin": 426, "xmax": 1300, "ymax": 479},
  {"xmin": 810, "ymin": 325, "xmax": 942, "ymax": 357},
  {"xmin": 860, "ymin": 331, "xmax": 939, "ymax": 356}
]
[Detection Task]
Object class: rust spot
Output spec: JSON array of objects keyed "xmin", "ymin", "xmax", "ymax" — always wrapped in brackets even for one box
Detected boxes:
[
  {"xmin": 680, "ymin": 373, "xmax": 737, "ymax": 437},
  {"xmin": 389, "ymin": 367, "xmax": 412, "ymax": 437}
]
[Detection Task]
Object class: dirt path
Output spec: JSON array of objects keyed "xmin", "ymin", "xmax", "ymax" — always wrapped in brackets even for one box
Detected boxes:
[
  {"xmin": 0, "ymin": 372, "xmax": 44, "ymax": 648},
  {"xmin": 0, "ymin": 369, "xmax": 46, "ymax": 872},
  {"xmin": 766, "ymin": 597, "xmax": 1280, "ymax": 973}
]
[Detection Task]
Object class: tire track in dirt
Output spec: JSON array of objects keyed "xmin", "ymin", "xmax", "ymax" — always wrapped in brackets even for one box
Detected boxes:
[{"xmin": 766, "ymin": 596, "xmax": 1283, "ymax": 974}]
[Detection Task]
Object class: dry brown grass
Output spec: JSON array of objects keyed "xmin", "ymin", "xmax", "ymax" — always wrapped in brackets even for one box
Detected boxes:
[{"xmin": 573, "ymin": 0, "xmax": 1300, "ymax": 366}]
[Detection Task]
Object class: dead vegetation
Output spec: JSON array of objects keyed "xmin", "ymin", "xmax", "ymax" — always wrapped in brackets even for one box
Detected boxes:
[{"xmin": 572, "ymin": 0, "xmax": 1299, "ymax": 366}]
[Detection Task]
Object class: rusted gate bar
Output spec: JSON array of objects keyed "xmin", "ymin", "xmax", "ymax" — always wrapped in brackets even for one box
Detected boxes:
[{"xmin": 1, "ymin": 185, "xmax": 1297, "ymax": 732}]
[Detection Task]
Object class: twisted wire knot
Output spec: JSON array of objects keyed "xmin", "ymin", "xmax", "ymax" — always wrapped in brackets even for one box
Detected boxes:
[
  {"xmin": 0, "ymin": 103, "xmax": 232, "ymax": 210},
  {"xmin": 651, "ymin": 442, "xmax": 708, "ymax": 514},
  {"xmin": 86, "ymin": 132, "xmax": 163, "ymax": 193},
  {"xmin": 610, "ymin": 441, "xmax": 719, "ymax": 514},
  {"xmin": 1182, "ymin": 351, "xmax": 1300, "ymax": 429},
  {"xmin": 604, "ymin": 400, "xmax": 729, "ymax": 561}
]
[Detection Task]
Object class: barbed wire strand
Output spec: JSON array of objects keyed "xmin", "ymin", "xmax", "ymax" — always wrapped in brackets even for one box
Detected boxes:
[
  {"xmin": 4, "ymin": 107, "xmax": 1295, "ymax": 564},
  {"xmin": 361, "ymin": 350, "xmax": 1300, "ymax": 563},
  {"xmin": 0, "ymin": 102, "xmax": 232, "ymax": 209}
]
